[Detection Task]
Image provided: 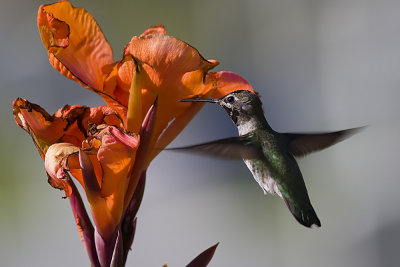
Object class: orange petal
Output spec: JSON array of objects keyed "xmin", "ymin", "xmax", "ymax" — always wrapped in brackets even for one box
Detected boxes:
[
  {"xmin": 79, "ymin": 149, "xmax": 116, "ymax": 240},
  {"xmin": 139, "ymin": 25, "xmax": 166, "ymax": 37},
  {"xmin": 149, "ymin": 98, "xmax": 206, "ymax": 160},
  {"xmin": 96, "ymin": 126, "xmax": 139, "ymax": 215},
  {"xmin": 38, "ymin": 1, "xmax": 114, "ymax": 91},
  {"xmin": 209, "ymin": 71, "xmax": 255, "ymax": 98},
  {"xmin": 148, "ymin": 71, "xmax": 256, "ymax": 157},
  {"xmin": 102, "ymin": 60, "xmax": 129, "ymax": 121},
  {"xmin": 123, "ymin": 34, "xmax": 218, "ymax": 97},
  {"xmin": 97, "ymin": 126, "xmax": 139, "ymax": 196},
  {"xmin": 119, "ymin": 34, "xmax": 219, "ymax": 155}
]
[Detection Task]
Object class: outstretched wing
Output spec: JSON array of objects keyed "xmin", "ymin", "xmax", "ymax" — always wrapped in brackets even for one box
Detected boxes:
[
  {"xmin": 282, "ymin": 127, "xmax": 363, "ymax": 157},
  {"xmin": 166, "ymin": 134, "xmax": 263, "ymax": 160}
]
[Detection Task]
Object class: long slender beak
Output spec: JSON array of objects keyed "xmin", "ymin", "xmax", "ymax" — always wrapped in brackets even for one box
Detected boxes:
[{"xmin": 178, "ymin": 98, "xmax": 218, "ymax": 103}]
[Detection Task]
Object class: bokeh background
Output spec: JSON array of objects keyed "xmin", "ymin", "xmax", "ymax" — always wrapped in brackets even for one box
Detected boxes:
[{"xmin": 1, "ymin": 0, "xmax": 400, "ymax": 266}]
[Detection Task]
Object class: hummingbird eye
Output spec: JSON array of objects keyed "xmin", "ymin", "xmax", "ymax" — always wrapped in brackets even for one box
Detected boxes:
[{"xmin": 227, "ymin": 96, "xmax": 235, "ymax": 103}]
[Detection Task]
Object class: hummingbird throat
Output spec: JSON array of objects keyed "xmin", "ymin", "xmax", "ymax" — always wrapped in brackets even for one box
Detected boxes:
[{"xmin": 237, "ymin": 116, "xmax": 259, "ymax": 135}]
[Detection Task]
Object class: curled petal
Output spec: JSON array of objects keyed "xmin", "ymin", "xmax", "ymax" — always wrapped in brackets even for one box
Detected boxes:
[
  {"xmin": 44, "ymin": 143, "xmax": 79, "ymax": 197},
  {"xmin": 38, "ymin": 1, "xmax": 114, "ymax": 91}
]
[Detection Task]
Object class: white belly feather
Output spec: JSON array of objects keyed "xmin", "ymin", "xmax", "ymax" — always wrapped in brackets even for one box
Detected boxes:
[{"xmin": 243, "ymin": 159, "xmax": 283, "ymax": 198}]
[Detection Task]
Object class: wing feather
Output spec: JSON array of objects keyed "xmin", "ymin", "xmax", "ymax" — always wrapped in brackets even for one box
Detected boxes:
[
  {"xmin": 166, "ymin": 134, "xmax": 262, "ymax": 160},
  {"xmin": 282, "ymin": 127, "xmax": 363, "ymax": 157}
]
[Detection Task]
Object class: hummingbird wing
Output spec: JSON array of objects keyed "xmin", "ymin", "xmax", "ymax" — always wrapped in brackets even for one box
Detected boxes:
[
  {"xmin": 165, "ymin": 134, "xmax": 263, "ymax": 160},
  {"xmin": 282, "ymin": 127, "xmax": 362, "ymax": 157}
]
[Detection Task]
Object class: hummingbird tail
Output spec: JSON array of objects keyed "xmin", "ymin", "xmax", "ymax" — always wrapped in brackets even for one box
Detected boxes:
[{"xmin": 283, "ymin": 198, "xmax": 321, "ymax": 228}]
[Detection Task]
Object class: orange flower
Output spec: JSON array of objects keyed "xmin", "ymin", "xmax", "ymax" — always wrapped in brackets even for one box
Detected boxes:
[
  {"xmin": 14, "ymin": 1, "xmax": 255, "ymax": 266},
  {"xmin": 13, "ymin": 96, "xmax": 155, "ymax": 266},
  {"xmin": 37, "ymin": 1, "xmax": 254, "ymax": 160}
]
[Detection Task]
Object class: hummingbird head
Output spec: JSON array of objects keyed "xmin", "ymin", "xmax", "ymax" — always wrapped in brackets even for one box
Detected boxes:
[{"xmin": 180, "ymin": 90, "xmax": 263, "ymax": 126}]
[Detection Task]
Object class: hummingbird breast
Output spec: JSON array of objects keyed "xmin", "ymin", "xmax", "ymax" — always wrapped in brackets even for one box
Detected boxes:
[{"xmin": 243, "ymin": 158, "xmax": 283, "ymax": 198}]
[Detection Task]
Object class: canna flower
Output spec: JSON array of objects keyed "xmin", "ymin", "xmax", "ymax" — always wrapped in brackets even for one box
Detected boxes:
[{"xmin": 13, "ymin": 1, "xmax": 254, "ymax": 266}]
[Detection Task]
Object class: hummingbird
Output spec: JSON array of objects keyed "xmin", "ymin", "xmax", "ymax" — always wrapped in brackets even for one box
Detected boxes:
[{"xmin": 171, "ymin": 90, "xmax": 360, "ymax": 228}]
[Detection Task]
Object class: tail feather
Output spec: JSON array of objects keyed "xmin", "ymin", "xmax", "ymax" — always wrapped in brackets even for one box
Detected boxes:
[{"xmin": 283, "ymin": 198, "xmax": 321, "ymax": 228}]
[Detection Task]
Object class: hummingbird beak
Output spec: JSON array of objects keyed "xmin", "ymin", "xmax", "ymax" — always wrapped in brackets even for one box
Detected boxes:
[{"xmin": 178, "ymin": 98, "xmax": 218, "ymax": 103}]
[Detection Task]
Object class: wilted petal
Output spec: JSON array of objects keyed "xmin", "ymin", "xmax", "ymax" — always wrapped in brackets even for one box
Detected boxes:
[
  {"xmin": 38, "ymin": 1, "xmax": 114, "ymax": 91},
  {"xmin": 44, "ymin": 143, "xmax": 79, "ymax": 197},
  {"xmin": 13, "ymin": 98, "xmax": 67, "ymax": 158},
  {"xmin": 13, "ymin": 98, "xmax": 124, "ymax": 158},
  {"xmin": 44, "ymin": 142, "xmax": 100, "ymax": 196}
]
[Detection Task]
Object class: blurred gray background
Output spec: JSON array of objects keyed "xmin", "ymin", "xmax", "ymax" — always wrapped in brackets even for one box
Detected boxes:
[{"xmin": 2, "ymin": 0, "xmax": 400, "ymax": 266}]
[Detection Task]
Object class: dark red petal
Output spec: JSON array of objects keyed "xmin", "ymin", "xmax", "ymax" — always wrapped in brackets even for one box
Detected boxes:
[
  {"xmin": 186, "ymin": 243, "xmax": 219, "ymax": 267},
  {"xmin": 67, "ymin": 179, "xmax": 100, "ymax": 267},
  {"xmin": 121, "ymin": 170, "xmax": 147, "ymax": 264},
  {"xmin": 79, "ymin": 149, "xmax": 100, "ymax": 194},
  {"xmin": 124, "ymin": 98, "xmax": 157, "ymax": 210}
]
